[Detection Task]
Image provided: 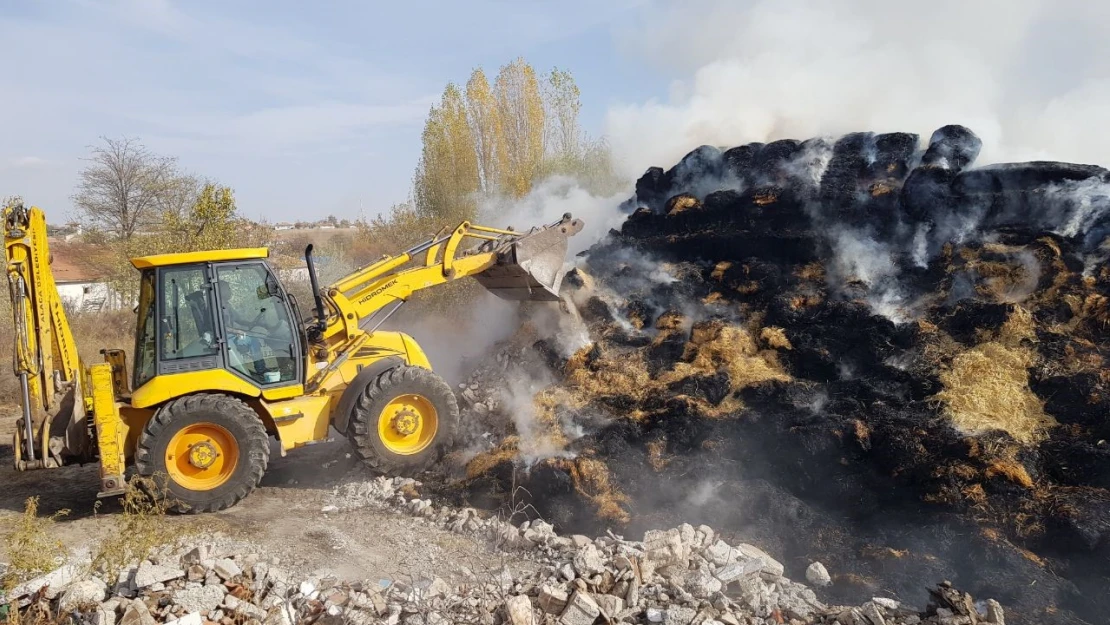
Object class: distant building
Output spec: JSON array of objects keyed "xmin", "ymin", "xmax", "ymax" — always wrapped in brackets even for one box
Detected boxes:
[{"xmin": 48, "ymin": 241, "xmax": 123, "ymax": 311}]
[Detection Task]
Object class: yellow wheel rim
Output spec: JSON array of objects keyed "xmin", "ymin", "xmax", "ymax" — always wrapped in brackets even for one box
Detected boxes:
[
  {"xmin": 377, "ymin": 394, "xmax": 438, "ymax": 456},
  {"xmin": 165, "ymin": 423, "xmax": 239, "ymax": 491}
]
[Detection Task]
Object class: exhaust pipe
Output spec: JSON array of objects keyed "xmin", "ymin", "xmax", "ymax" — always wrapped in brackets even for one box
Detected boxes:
[{"xmin": 304, "ymin": 245, "xmax": 328, "ymax": 340}]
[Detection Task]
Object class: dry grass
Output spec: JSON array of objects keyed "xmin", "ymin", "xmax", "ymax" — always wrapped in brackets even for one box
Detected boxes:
[
  {"xmin": 565, "ymin": 346, "xmax": 654, "ymax": 409},
  {"xmin": 795, "ymin": 262, "xmax": 826, "ymax": 282},
  {"xmin": 934, "ymin": 341, "xmax": 1056, "ymax": 444},
  {"xmin": 91, "ymin": 477, "xmax": 179, "ymax": 580},
  {"xmin": 662, "ymin": 321, "xmax": 790, "ymax": 397},
  {"xmin": 753, "ymin": 190, "xmax": 779, "ymax": 206},
  {"xmin": 557, "ymin": 457, "xmax": 631, "ymax": 524},
  {"xmin": 962, "ymin": 483, "xmax": 988, "ymax": 505},
  {"xmin": 710, "ymin": 262, "xmax": 732, "ymax": 282},
  {"xmin": 760, "ymin": 326, "xmax": 792, "ymax": 350},
  {"xmin": 997, "ymin": 306, "xmax": 1036, "ymax": 347},
  {"xmin": 665, "ymin": 194, "xmax": 701, "ymax": 215},
  {"xmin": 465, "ymin": 437, "xmax": 521, "ymax": 480},
  {"xmin": 985, "ymin": 460, "xmax": 1035, "ymax": 488},
  {"xmin": 646, "ymin": 439, "xmax": 671, "ymax": 471},
  {"xmin": 1, "ymin": 498, "xmax": 69, "ymax": 593}
]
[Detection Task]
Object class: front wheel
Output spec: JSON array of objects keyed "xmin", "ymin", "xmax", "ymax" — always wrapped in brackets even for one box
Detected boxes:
[
  {"xmin": 347, "ymin": 366, "xmax": 459, "ymax": 476},
  {"xmin": 135, "ymin": 393, "xmax": 270, "ymax": 513}
]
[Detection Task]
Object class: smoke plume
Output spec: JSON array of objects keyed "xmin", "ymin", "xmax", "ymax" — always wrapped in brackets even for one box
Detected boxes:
[{"xmin": 606, "ymin": 0, "xmax": 1110, "ymax": 179}]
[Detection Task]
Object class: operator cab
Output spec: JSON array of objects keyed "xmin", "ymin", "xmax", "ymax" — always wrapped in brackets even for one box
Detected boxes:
[{"xmin": 131, "ymin": 248, "xmax": 302, "ymax": 393}]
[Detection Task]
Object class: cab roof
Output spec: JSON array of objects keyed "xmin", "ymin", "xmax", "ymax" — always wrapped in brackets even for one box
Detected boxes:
[{"xmin": 130, "ymin": 248, "xmax": 269, "ymax": 269}]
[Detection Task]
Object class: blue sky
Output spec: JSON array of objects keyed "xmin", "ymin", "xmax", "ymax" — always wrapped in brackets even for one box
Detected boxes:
[
  {"xmin": 4, "ymin": 0, "xmax": 1108, "ymax": 225},
  {"xmin": 0, "ymin": 0, "xmax": 662, "ymax": 223}
]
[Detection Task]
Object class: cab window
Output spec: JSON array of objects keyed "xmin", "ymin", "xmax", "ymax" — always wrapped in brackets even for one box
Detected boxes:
[
  {"xmin": 160, "ymin": 266, "xmax": 218, "ymax": 361},
  {"xmin": 133, "ymin": 270, "xmax": 157, "ymax": 388},
  {"xmin": 216, "ymin": 263, "xmax": 297, "ymax": 385}
]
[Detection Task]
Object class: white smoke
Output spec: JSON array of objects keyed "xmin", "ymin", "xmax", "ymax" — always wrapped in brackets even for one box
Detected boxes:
[
  {"xmin": 606, "ymin": 0, "xmax": 1110, "ymax": 179},
  {"xmin": 480, "ymin": 176, "xmax": 629, "ymax": 257}
]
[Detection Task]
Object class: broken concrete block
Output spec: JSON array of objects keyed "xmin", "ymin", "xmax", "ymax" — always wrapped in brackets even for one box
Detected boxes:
[
  {"xmin": 173, "ymin": 584, "xmax": 226, "ymax": 614},
  {"xmin": 59, "ymin": 578, "xmax": 108, "ymax": 611},
  {"xmin": 559, "ymin": 590, "xmax": 600, "ymax": 625},
  {"xmin": 180, "ymin": 546, "xmax": 208, "ymax": 566},
  {"xmin": 538, "ymin": 585, "xmax": 569, "ymax": 614},
  {"xmin": 119, "ymin": 601, "xmax": 156, "ymax": 625},
  {"xmin": 663, "ymin": 606, "xmax": 697, "ymax": 625},
  {"xmin": 593, "ymin": 593, "xmax": 624, "ymax": 617},
  {"xmin": 505, "ymin": 595, "xmax": 535, "ymax": 625},
  {"xmin": 713, "ymin": 559, "xmax": 762, "ymax": 584},
  {"xmin": 573, "ymin": 544, "xmax": 606, "ymax": 577},
  {"xmin": 735, "ymin": 543, "xmax": 785, "ymax": 577},
  {"xmin": 685, "ymin": 568, "xmax": 723, "ymax": 598},
  {"xmin": 805, "ymin": 562, "xmax": 831, "ymax": 587},
  {"xmin": 705, "ymin": 540, "xmax": 735, "ymax": 566},
  {"xmin": 213, "ymin": 558, "xmax": 242, "ymax": 581}
]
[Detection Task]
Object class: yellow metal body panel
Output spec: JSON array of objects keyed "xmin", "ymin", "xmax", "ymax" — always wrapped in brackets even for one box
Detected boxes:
[
  {"xmin": 131, "ymin": 247, "xmax": 268, "ymax": 269},
  {"xmin": 119, "ymin": 404, "xmax": 155, "ymax": 461},
  {"xmin": 262, "ymin": 384, "xmax": 305, "ymax": 401},
  {"xmin": 89, "ymin": 363, "xmax": 126, "ymax": 492},
  {"xmin": 131, "ymin": 369, "xmax": 261, "ymax": 409},
  {"xmin": 261, "ymin": 394, "xmax": 334, "ymax": 451}
]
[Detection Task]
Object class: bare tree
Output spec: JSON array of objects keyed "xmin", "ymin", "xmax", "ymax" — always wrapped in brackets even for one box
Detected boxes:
[{"xmin": 72, "ymin": 137, "xmax": 179, "ymax": 239}]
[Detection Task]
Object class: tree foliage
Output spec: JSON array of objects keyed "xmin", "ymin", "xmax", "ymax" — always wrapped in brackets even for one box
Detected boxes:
[
  {"xmin": 412, "ymin": 58, "xmax": 622, "ymax": 221},
  {"xmin": 73, "ymin": 137, "xmax": 181, "ymax": 239},
  {"xmin": 103, "ymin": 182, "xmax": 270, "ymax": 303}
]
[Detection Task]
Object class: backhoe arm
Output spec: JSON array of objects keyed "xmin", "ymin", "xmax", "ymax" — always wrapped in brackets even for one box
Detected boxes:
[
  {"xmin": 3, "ymin": 203, "xmax": 87, "ymax": 468},
  {"xmin": 319, "ymin": 214, "xmax": 584, "ymax": 344}
]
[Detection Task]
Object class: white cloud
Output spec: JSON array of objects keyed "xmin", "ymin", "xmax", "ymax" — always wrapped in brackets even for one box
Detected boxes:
[{"xmin": 4, "ymin": 157, "xmax": 49, "ymax": 169}]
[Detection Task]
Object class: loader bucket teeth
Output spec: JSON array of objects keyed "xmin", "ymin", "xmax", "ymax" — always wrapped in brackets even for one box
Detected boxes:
[{"xmin": 475, "ymin": 215, "xmax": 585, "ymax": 301}]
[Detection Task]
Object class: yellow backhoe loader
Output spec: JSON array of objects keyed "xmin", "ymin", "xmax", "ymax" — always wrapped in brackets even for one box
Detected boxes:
[{"xmin": 3, "ymin": 202, "xmax": 582, "ymax": 512}]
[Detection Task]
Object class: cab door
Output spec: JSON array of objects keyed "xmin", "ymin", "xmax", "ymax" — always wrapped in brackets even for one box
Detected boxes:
[{"xmin": 212, "ymin": 261, "xmax": 303, "ymax": 389}]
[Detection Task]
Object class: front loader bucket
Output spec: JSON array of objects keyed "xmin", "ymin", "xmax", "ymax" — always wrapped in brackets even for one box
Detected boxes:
[{"xmin": 476, "ymin": 214, "xmax": 585, "ymax": 301}]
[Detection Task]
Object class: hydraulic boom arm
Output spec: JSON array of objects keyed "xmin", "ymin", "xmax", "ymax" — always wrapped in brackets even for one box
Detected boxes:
[
  {"xmin": 3, "ymin": 203, "xmax": 88, "ymax": 469},
  {"xmin": 317, "ymin": 214, "xmax": 584, "ymax": 344}
]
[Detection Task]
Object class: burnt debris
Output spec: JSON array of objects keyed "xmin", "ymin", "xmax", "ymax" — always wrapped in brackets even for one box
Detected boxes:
[{"xmin": 447, "ymin": 125, "xmax": 1110, "ymax": 625}]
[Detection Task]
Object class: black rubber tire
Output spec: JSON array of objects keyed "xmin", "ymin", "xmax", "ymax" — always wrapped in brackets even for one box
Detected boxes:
[
  {"xmin": 134, "ymin": 393, "xmax": 269, "ymax": 513},
  {"xmin": 347, "ymin": 365, "xmax": 459, "ymax": 476}
]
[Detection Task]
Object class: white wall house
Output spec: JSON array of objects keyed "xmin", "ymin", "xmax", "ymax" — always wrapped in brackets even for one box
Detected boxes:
[{"xmin": 50, "ymin": 241, "xmax": 124, "ymax": 312}]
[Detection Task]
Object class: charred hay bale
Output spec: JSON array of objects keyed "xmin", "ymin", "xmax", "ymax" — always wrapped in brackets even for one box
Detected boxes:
[
  {"xmin": 900, "ymin": 165, "xmax": 959, "ymax": 224},
  {"xmin": 751, "ymin": 139, "xmax": 803, "ymax": 183},
  {"xmin": 921, "ymin": 124, "xmax": 982, "ymax": 171},
  {"xmin": 870, "ymin": 132, "xmax": 920, "ymax": 179},
  {"xmin": 819, "ymin": 132, "xmax": 879, "ymax": 219},
  {"xmin": 665, "ymin": 145, "xmax": 724, "ymax": 196},
  {"xmin": 634, "ymin": 166, "xmax": 673, "ymax": 213},
  {"xmin": 665, "ymin": 371, "xmax": 731, "ymax": 406},
  {"xmin": 621, "ymin": 206, "xmax": 662, "ymax": 237},
  {"xmin": 1030, "ymin": 372, "xmax": 1110, "ymax": 439},
  {"xmin": 723, "ymin": 142, "xmax": 764, "ymax": 182},
  {"xmin": 634, "ymin": 231, "xmax": 821, "ymax": 266},
  {"xmin": 1040, "ymin": 434, "xmax": 1110, "ymax": 490},
  {"xmin": 957, "ymin": 161, "xmax": 1107, "ymax": 195},
  {"xmin": 579, "ymin": 295, "xmax": 615, "ymax": 325},
  {"xmin": 664, "ymin": 193, "xmax": 702, "ymax": 216},
  {"xmin": 935, "ymin": 301, "xmax": 1013, "ymax": 345}
]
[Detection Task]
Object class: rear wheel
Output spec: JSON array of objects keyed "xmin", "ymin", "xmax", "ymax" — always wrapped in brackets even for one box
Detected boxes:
[
  {"xmin": 347, "ymin": 366, "xmax": 459, "ymax": 476},
  {"xmin": 135, "ymin": 393, "xmax": 269, "ymax": 513}
]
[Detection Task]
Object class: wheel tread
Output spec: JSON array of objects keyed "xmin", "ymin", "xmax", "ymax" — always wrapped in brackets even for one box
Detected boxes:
[
  {"xmin": 346, "ymin": 365, "xmax": 459, "ymax": 476},
  {"xmin": 134, "ymin": 393, "xmax": 270, "ymax": 514}
]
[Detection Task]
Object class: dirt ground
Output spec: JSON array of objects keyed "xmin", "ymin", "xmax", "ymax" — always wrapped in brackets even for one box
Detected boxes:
[{"xmin": 0, "ymin": 414, "xmax": 524, "ymax": 586}]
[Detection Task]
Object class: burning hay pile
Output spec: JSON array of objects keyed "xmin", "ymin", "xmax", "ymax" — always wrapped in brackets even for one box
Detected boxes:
[{"xmin": 446, "ymin": 126, "xmax": 1110, "ymax": 625}]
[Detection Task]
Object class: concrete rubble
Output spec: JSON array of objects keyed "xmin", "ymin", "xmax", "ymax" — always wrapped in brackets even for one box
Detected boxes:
[{"xmin": 3, "ymin": 476, "xmax": 1007, "ymax": 625}]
